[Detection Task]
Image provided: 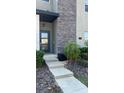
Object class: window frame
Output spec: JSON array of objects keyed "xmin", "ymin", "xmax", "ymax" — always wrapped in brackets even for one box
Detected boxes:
[
  {"xmin": 84, "ymin": 0, "xmax": 88, "ymax": 12},
  {"xmin": 85, "ymin": 5, "xmax": 88, "ymax": 12},
  {"xmin": 42, "ymin": 0, "xmax": 50, "ymax": 3}
]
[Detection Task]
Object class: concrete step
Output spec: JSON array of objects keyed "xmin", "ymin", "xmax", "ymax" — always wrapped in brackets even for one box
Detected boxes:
[
  {"xmin": 59, "ymin": 61, "xmax": 67, "ymax": 65},
  {"xmin": 56, "ymin": 77, "xmax": 88, "ymax": 93},
  {"xmin": 44, "ymin": 54, "xmax": 57, "ymax": 59},
  {"xmin": 44, "ymin": 54, "xmax": 58, "ymax": 62},
  {"xmin": 46, "ymin": 61, "xmax": 65, "ymax": 69},
  {"xmin": 49, "ymin": 68, "xmax": 73, "ymax": 79},
  {"xmin": 44, "ymin": 57, "xmax": 58, "ymax": 62},
  {"xmin": 45, "ymin": 58, "xmax": 58, "ymax": 62},
  {"xmin": 43, "ymin": 54, "xmax": 88, "ymax": 93}
]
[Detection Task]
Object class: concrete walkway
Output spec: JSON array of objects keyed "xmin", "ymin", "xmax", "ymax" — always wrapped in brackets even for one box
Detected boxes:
[{"xmin": 43, "ymin": 54, "xmax": 88, "ymax": 93}]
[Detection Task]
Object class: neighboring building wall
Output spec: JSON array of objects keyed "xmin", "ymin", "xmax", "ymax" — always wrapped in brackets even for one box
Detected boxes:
[
  {"xmin": 76, "ymin": 0, "xmax": 88, "ymax": 47},
  {"xmin": 36, "ymin": 0, "xmax": 58, "ymax": 13},
  {"xmin": 36, "ymin": 15, "xmax": 40, "ymax": 50},
  {"xmin": 55, "ymin": 0, "xmax": 76, "ymax": 53}
]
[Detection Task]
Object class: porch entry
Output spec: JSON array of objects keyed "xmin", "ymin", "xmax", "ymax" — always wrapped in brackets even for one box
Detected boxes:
[{"xmin": 40, "ymin": 31, "xmax": 50, "ymax": 53}]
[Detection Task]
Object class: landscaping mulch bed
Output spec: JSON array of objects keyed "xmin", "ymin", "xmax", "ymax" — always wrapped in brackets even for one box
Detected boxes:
[
  {"xmin": 36, "ymin": 64, "xmax": 63, "ymax": 93},
  {"xmin": 65, "ymin": 62, "xmax": 88, "ymax": 86},
  {"xmin": 65, "ymin": 62, "xmax": 88, "ymax": 77}
]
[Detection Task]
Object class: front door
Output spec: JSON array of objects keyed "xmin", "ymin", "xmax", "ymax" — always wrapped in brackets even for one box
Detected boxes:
[{"xmin": 40, "ymin": 31, "xmax": 50, "ymax": 52}]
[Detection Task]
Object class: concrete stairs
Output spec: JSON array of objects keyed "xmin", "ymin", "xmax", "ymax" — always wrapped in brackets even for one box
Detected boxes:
[
  {"xmin": 44, "ymin": 54, "xmax": 58, "ymax": 62},
  {"xmin": 43, "ymin": 54, "xmax": 88, "ymax": 93},
  {"xmin": 46, "ymin": 61, "xmax": 65, "ymax": 69},
  {"xmin": 49, "ymin": 67, "xmax": 73, "ymax": 79}
]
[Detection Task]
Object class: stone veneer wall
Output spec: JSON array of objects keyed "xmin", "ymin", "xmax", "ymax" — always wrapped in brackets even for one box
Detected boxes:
[{"xmin": 55, "ymin": 0, "xmax": 76, "ymax": 53}]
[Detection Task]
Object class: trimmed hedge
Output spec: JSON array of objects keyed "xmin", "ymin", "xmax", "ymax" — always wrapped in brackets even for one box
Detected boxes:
[{"xmin": 36, "ymin": 50, "xmax": 44, "ymax": 68}]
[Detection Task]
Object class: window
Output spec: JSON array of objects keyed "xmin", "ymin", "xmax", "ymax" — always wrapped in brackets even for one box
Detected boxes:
[
  {"xmin": 42, "ymin": 0, "xmax": 49, "ymax": 2},
  {"xmin": 83, "ymin": 32, "xmax": 88, "ymax": 40},
  {"xmin": 84, "ymin": 0, "xmax": 88, "ymax": 12},
  {"xmin": 83, "ymin": 32, "xmax": 88, "ymax": 47},
  {"xmin": 85, "ymin": 5, "xmax": 88, "ymax": 12}
]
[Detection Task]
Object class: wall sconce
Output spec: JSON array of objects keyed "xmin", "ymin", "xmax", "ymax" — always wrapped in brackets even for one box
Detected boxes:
[{"xmin": 79, "ymin": 37, "xmax": 82, "ymax": 40}]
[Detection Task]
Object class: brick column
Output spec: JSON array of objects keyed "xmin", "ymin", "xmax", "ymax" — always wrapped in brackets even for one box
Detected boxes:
[{"xmin": 55, "ymin": 0, "xmax": 76, "ymax": 53}]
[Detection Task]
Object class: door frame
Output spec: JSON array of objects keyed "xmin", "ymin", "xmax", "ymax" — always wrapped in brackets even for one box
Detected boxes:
[{"xmin": 40, "ymin": 30, "xmax": 50, "ymax": 53}]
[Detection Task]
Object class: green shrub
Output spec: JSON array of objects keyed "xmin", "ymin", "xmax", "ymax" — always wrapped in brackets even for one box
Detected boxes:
[
  {"xmin": 75, "ymin": 75, "xmax": 88, "ymax": 87},
  {"xmin": 81, "ymin": 53, "xmax": 88, "ymax": 60},
  {"xmin": 80, "ymin": 47, "xmax": 88, "ymax": 53},
  {"xmin": 36, "ymin": 50, "xmax": 44, "ymax": 68},
  {"xmin": 64, "ymin": 42, "xmax": 80, "ymax": 61},
  {"xmin": 80, "ymin": 47, "xmax": 88, "ymax": 60}
]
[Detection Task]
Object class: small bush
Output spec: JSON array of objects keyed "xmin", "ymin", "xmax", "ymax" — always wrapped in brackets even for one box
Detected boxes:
[
  {"xmin": 36, "ymin": 50, "xmax": 44, "ymax": 68},
  {"xmin": 80, "ymin": 47, "xmax": 88, "ymax": 53},
  {"xmin": 81, "ymin": 53, "xmax": 88, "ymax": 60},
  {"xmin": 64, "ymin": 42, "xmax": 80, "ymax": 61},
  {"xmin": 80, "ymin": 47, "xmax": 88, "ymax": 60}
]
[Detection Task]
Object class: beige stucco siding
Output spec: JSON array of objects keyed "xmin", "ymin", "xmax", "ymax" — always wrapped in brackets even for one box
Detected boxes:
[
  {"xmin": 36, "ymin": 0, "xmax": 51, "ymax": 11},
  {"xmin": 36, "ymin": 15, "xmax": 40, "ymax": 50},
  {"xmin": 40, "ymin": 22, "xmax": 52, "ymax": 31},
  {"xmin": 76, "ymin": 0, "xmax": 88, "ymax": 47},
  {"xmin": 36, "ymin": 0, "xmax": 58, "ymax": 13}
]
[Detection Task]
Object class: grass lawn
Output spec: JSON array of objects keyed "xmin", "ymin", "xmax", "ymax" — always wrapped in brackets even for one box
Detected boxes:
[{"xmin": 75, "ymin": 75, "xmax": 88, "ymax": 87}]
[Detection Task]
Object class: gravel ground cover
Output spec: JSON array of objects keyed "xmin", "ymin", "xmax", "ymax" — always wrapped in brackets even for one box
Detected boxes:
[
  {"xmin": 65, "ymin": 62, "xmax": 88, "ymax": 86},
  {"xmin": 36, "ymin": 64, "xmax": 63, "ymax": 93}
]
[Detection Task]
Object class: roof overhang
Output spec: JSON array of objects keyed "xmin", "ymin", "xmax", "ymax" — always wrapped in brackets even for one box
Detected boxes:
[{"xmin": 36, "ymin": 9, "xmax": 59, "ymax": 22}]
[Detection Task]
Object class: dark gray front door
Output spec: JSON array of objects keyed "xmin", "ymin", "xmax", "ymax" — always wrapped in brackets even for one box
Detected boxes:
[{"xmin": 40, "ymin": 31, "xmax": 50, "ymax": 52}]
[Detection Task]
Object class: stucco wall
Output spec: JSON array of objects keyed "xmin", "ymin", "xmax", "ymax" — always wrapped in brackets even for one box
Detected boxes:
[
  {"xmin": 76, "ymin": 0, "xmax": 88, "ymax": 47},
  {"xmin": 36, "ymin": 15, "xmax": 40, "ymax": 50},
  {"xmin": 36, "ymin": 0, "xmax": 58, "ymax": 13},
  {"xmin": 40, "ymin": 22, "xmax": 52, "ymax": 31},
  {"xmin": 51, "ymin": 0, "xmax": 58, "ymax": 12}
]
